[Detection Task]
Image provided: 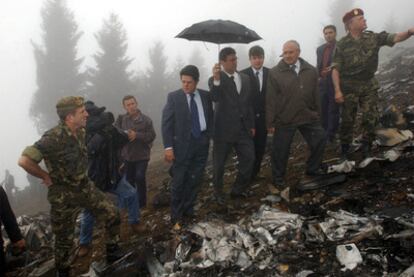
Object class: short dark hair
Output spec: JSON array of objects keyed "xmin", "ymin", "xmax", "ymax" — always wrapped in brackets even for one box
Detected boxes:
[
  {"xmin": 323, "ymin": 25, "xmax": 337, "ymax": 33},
  {"xmin": 122, "ymin": 95, "xmax": 136, "ymax": 105},
  {"xmin": 180, "ymin": 65, "xmax": 200, "ymax": 82},
  {"xmin": 249, "ymin": 45, "xmax": 264, "ymax": 57},
  {"xmin": 219, "ymin": 47, "xmax": 236, "ymax": 61}
]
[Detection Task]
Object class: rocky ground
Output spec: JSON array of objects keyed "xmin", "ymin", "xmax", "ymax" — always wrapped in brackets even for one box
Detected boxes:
[{"xmin": 3, "ymin": 47, "xmax": 414, "ymax": 276}]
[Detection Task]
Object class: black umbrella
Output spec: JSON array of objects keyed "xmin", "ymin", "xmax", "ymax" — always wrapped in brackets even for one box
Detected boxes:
[
  {"xmin": 176, "ymin": 19, "xmax": 262, "ymax": 59},
  {"xmin": 176, "ymin": 19, "xmax": 262, "ymax": 44}
]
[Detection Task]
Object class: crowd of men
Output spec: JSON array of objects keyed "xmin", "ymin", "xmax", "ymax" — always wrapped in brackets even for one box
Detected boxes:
[{"xmin": 7, "ymin": 8, "xmax": 413, "ymax": 277}]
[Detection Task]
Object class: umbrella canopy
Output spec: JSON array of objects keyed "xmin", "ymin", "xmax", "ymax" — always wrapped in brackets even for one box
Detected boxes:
[{"xmin": 176, "ymin": 19, "xmax": 262, "ymax": 44}]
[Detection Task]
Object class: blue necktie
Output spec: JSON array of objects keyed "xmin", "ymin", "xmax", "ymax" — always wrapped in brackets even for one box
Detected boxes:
[{"xmin": 190, "ymin": 93, "xmax": 201, "ymax": 138}]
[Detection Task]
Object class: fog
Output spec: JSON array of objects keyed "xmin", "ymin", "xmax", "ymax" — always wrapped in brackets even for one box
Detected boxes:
[{"xmin": 1, "ymin": 0, "xmax": 413, "ymax": 188}]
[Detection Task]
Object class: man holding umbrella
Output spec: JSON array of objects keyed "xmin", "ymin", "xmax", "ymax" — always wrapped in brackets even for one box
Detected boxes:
[{"xmin": 209, "ymin": 47, "xmax": 255, "ymax": 204}]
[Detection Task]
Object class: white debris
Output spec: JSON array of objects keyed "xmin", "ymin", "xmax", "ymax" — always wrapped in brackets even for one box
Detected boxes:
[{"xmin": 336, "ymin": 243, "xmax": 363, "ymax": 271}]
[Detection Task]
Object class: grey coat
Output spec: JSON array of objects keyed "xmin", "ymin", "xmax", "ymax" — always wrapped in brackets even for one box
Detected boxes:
[{"xmin": 266, "ymin": 58, "xmax": 320, "ymax": 128}]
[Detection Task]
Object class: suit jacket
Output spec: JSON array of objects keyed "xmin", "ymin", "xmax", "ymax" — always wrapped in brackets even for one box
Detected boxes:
[
  {"xmin": 208, "ymin": 71, "xmax": 254, "ymax": 142},
  {"xmin": 317, "ymin": 42, "xmax": 336, "ymax": 93},
  {"xmin": 161, "ymin": 89, "xmax": 213, "ymax": 162},
  {"xmin": 316, "ymin": 42, "xmax": 336, "ymax": 77},
  {"xmin": 240, "ymin": 66, "xmax": 269, "ymax": 116}
]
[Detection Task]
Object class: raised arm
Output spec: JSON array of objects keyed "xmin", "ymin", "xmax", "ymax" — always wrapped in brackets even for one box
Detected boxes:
[{"xmin": 393, "ymin": 27, "xmax": 414, "ymax": 43}]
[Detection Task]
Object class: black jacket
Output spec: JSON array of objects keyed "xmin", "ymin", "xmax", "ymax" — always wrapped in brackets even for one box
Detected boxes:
[
  {"xmin": 240, "ymin": 66, "xmax": 269, "ymax": 117},
  {"xmin": 208, "ymin": 72, "xmax": 254, "ymax": 142},
  {"xmin": 86, "ymin": 111, "xmax": 128, "ymax": 191}
]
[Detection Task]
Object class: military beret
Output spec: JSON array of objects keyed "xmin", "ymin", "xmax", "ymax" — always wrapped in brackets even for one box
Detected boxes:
[
  {"xmin": 56, "ymin": 96, "xmax": 85, "ymax": 116},
  {"xmin": 342, "ymin": 8, "xmax": 364, "ymax": 24}
]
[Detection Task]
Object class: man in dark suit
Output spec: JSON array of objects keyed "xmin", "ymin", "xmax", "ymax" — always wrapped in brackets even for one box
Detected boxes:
[
  {"xmin": 162, "ymin": 65, "xmax": 213, "ymax": 229},
  {"xmin": 241, "ymin": 46, "xmax": 269, "ymax": 181},
  {"xmin": 209, "ymin": 47, "xmax": 255, "ymax": 203},
  {"xmin": 317, "ymin": 25, "xmax": 339, "ymax": 143}
]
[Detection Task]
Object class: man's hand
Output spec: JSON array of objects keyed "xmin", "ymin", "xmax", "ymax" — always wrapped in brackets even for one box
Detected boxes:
[
  {"xmin": 212, "ymin": 63, "xmax": 221, "ymax": 81},
  {"xmin": 335, "ymin": 90, "xmax": 344, "ymax": 104},
  {"xmin": 42, "ymin": 174, "xmax": 53, "ymax": 187},
  {"xmin": 13, "ymin": 239, "xmax": 26, "ymax": 250},
  {"xmin": 11, "ymin": 239, "xmax": 26, "ymax": 255},
  {"xmin": 251, "ymin": 128, "xmax": 256, "ymax": 137},
  {"xmin": 267, "ymin": 127, "xmax": 275, "ymax": 134},
  {"xmin": 164, "ymin": 148, "xmax": 175, "ymax": 163},
  {"xmin": 127, "ymin": 129, "xmax": 137, "ymax": 141}
]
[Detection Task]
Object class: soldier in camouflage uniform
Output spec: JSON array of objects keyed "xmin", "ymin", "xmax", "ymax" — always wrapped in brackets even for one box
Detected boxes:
[
  {"xmin": 18, "ymin": 96, "xmax": 121, "ymax": 277},
  {"xmin": 332, "ymin": 8, "xmax": 414, "ymax": 159}
]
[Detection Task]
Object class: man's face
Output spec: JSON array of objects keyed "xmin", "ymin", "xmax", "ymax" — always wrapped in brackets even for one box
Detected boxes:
[
  {"xmin": 220, "ymin": 54, "xmax": 238, "ymax": 74},
  {"xmin": 181, "ymin": 75, "xmax": 197, "ymax": 94},
  {"xmin": 69, "ymin": 106, "xmax": 88, "ymax": 129},
  {"xmin": 323, "ymin": 28, "xmax": 337, "ymax": 43},
  {"xmin": 123, "ymin": 98, "xmax": 138, "ymax": 115},
  {"xmin": 350, "ymin": 15, "xmax": 367, "ymax": 32},
  {"xmin": 249, "ymin": 55, "xmax": 264, "ymax": 70},
  {"xmin": 282, "ymin": 42, "xmax": 300, "ymax": 65}
]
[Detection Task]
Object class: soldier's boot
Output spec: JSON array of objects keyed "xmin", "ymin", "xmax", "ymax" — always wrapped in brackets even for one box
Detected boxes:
[
  {"xmin": 106, "ymin": 243, "xmax": 124, "ymax": 264},
  {"xmin": 340, "ymin": 144, "xmax": 350, "ymax": 161},
  {"xmin": 361, "ymin": 140, "xmax": 372, "ymax": 158},
  {"xmin": 57, "ymin": 268, "xmax": 70, "ymax": 277}
]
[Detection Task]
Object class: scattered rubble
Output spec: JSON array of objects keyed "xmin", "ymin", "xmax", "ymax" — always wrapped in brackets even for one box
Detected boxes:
[{"xmin": 3, "ymin": 47, "xmax": 414, "ymax": 276}]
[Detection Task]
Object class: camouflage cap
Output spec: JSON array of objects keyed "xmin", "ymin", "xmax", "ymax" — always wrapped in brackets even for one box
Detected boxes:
[
  {"xmin": 342, "ymin": 8, "xmax": 364, "ymax": 24},
  {"xmin": 56, "ymin": 96, "xmax": 85, "ymax": 118}
]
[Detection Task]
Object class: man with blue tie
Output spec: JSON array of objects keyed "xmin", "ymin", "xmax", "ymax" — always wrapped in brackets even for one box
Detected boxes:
[{"xmin": 162, "ymin": 65, "xmax": 213, "ymax": 229}]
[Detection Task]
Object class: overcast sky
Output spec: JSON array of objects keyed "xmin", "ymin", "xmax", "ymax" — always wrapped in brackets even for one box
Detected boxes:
[{"xmin": 1, "ymin": 0, "xmax": 413, "ymax": 188}]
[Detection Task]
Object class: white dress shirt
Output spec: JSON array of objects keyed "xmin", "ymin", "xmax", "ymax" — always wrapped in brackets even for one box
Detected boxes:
[{"xmin": 213, "ymin": 71, "xmax": 242, "ymax": 94}]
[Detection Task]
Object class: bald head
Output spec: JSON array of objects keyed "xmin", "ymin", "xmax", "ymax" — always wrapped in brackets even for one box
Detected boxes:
[{"xmin": 282, "ymin": 40, "xmax": 301, "ymax": 65}]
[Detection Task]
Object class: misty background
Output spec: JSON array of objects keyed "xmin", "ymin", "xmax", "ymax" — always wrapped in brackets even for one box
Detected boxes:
[{"xmin": 1, "ymin": 0, "xmax": 413, "ymax": 189}]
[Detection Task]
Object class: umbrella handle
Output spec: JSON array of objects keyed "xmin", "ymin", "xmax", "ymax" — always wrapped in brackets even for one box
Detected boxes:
[{"xmin": 217, "ymin": 44, "xmax": 220, "ymax": 64}]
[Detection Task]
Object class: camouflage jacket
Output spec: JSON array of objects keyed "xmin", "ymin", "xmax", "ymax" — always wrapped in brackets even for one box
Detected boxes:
[
  {"xmin": 333, "ymin": 31, "xmax": 395, "ymax": 82},
  {"xmin": 22, "ymin": 122, "xmax": 88, "ymax": 187}
]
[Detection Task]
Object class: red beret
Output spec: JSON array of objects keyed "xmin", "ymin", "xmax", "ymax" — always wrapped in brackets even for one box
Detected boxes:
[{"xmin": 342, "ymin": 8, "xmax": 364, "ymax": 24}]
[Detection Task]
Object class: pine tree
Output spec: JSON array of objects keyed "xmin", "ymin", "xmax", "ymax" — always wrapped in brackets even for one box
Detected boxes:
[
  {"xmin": 87, "ymin": 13, "xmax": 135, "ymax": 114},
  {"xmin": 30, "ymin": 0, "xmax": 84, "ymax": 133},
  {"xmin": 188, "ymin": 47, "xmax": 209, "ymax": 89},
  {"xmin": 139, "ymin": 40, "xmax": 170, "ymax": 137}
]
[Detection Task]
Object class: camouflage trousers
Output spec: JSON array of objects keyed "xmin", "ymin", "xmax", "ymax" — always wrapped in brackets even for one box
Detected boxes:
[
  {"xmin": 339, "ymin": 78, "xmax": 380, "ymax": 145},
  {"xmin": 47, "ymin": 180, "xmax": 120, "ymax": 270}
]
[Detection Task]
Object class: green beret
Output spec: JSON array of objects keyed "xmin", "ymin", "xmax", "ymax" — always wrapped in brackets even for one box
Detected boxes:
[{"xmin": 56, "ymin": 96, "xmax": 85, "ymax": 118}]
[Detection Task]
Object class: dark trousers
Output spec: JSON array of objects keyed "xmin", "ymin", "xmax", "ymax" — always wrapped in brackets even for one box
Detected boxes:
[
  {"xmin": 252, "ymin": 114, "xmax": 268, "ymax": 178},
  {"xmin": 126, "ymin": 160, "xmax": 149, "ymax": 208},
  {"xmin": 271, "ymin": 122, "xmax": 326, "ymax": 183},
  {"xmin": 170, "ymin": 134, "xmax": 209, "ymax": 223},
  {"xmin": 213, "ymin": 133, "xmax": 254, "ymax": 195},
  {"xmin": 0, "ymin": 246, "xmax": 5, "ymax": 276},
  {"xmin": 320, "ymin": 78, "xmax": 340, "ymax": 141}
]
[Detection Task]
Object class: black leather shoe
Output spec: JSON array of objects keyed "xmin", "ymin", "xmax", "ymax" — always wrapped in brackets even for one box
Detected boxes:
[
  {"xmin": 272, "ymin": 180, "xmax": 286, "ymax": 189},
  {"xmin": 57, "ymin": 268, "xmax": 70, "ymax": 277},
  {"xmin": 213, "ymin": 192, "xmax": 226, "ymax": 205},
  {"xmin": 106, "ymin": 244, "xmax": 124, "ymax": 264},
  {"xmin": 230, "ymin": 191, "xmax": 248, "ymax": 199},
  {"xmin": 361, "ymin": 140, "xmax": 372, "ymax": 158},
  {"xmin": 306, "ymin": 168, "xmax": 326, "ymax": 176}
]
